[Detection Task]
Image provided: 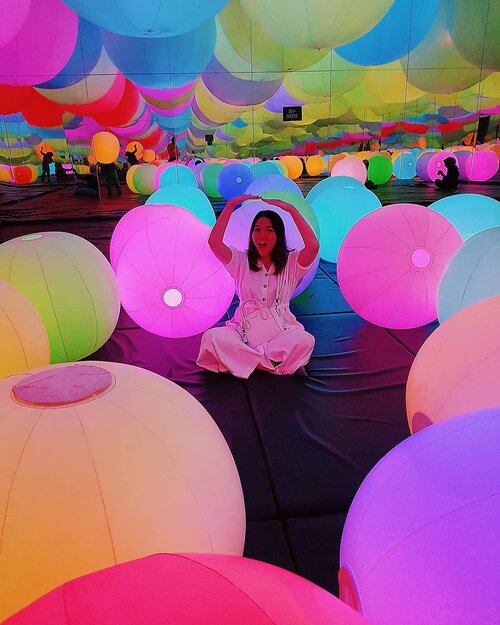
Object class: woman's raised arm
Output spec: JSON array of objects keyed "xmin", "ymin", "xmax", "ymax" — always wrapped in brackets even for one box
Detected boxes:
[{"xmin": 208, "ymin": 195, "xmax": 261, "ymax": 265}]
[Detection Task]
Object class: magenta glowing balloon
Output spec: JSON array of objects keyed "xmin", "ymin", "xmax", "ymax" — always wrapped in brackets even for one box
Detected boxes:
[
  {"xmin": 339, "ymin": 407, "xmax": 500, "ymax": 625},
  {"xmin": 337, "ymin": 203, "xmax": 462, "ymax": 329},
  {"xmin": 464, "ymin": 150, "xmax": 499, "ymax": 182},
  {"xmin": 331, "ymin": 157, "xmax": 367, "ymax": 183},
  {"xmin": 115, "ymin": 205, "xmax": 235, "ymax": 338},
  {"xmin": 0, "ymin": 0, "xmax": 31, "ymax": 47},
  {"xmin": 0, "ymin": 0, "xmax": 78, "ymax": 86},
  {"xmin": 245, "ymin": 174, "xmax": 303, "ymax": 197},
  {"xmin": 418, "ymin": 151, "xmax": 457, "ymax": 182},
  {"xmin": 4, "ymin": 553, "xmax": 368, "ymax": 625},
  {"xmin": 224, "ymin": 199, "xmax": 319, "ymax": 298}
]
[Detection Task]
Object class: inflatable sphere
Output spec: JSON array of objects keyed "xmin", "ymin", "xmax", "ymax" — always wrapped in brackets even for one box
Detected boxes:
[
  {"xmin": 0, "ymin": 233, "xmax": 120, "ymax": 363},
  {"xmin": 142, "ymin": 149, "xmax": 156, "ymax": 163},
  {"xmin": 62, "ymin": 0, "xmax": 228, "ymax": 37},
  {"xmin": 253, "ymin": 160, "xmax": 283, "ymax": 178},
  {"xmin": 279, "ymin": 156, "xmax": 303, "ymax": 180},
  {"xmin": 339, "ymin": 408, "xmax": 500, "ymax": 625},
  {"xmin": 450, "ymin": 0, "xmax": 500, "ymax": 69},
  {"xmin": 35, "ymin": 142, "xmax": 55, "ymax": 160},
  {"xmin": 392, "ymin": 152, "xmax": 417, "ymax": 179},
  {"xmin": 193, "ymin": 162, "xmax": 209, "ymax": 187},
  {"xmin": 0, "ymin": 0, "xmax": 31, "ymax": 48},
  {"xmin": 311, "ymin": 182, "xmax": 381, "ymax": 263},
  {"xmin": 125, "ymin": 141, "xmax": 143, "ymax": 160},
  {"xmin": 306, "ymin": 174, "xmax": 365, "ymax": 206},
  {"xmin": 217, "ymin": 163, "xmax": 253, "ymax": 201},
  {"xmin": 13, "ymin": 165, "xmax": 36, "ymax": 185},
  {"xmin": 406, "ymin": 296, "xmax": 500, "ymax": 432},
  {"xmin": 437, "ymin": 227, "xmax": 500, "ymax": 323},
  {"xmin": 126, "ymin": 164, "xmax": 140, "ymax": 193},
  {"xmin": 0, "ymin": 279, "xmax": 50, "ymax": 380},
  {"xmin": 158, "ymin": 163, "xmax": 197, "ymax": 188},
  {"xmin": 306, "ymin": 155, "xmax": 326, "ymax": 176},
  {"xmin": 147, "ymin": 186, "xmax": 216, "ymax": 226},
  {"xmin": 0, "ymin": 361, "xmax": 245, "ymax": 620},
  {"xmin": 4, "ymin": 553, "xmax": 368, "ymax": 625},
  {"xmin": 337, "ymin": 204, "xmax": 462, "ymax": 328},
  {"xmin": 201, "ymin": 163, "xmax": 224, "ymax": 199},
  {"xmin": 331, "ymin": 157, "xmax": 367, "ymax": 184},
  {"xmin": 416, "ymin": 151, "xmax": 456, "ymax": 182},
  {"xmin": 223, "ymin": 199, "xmax": 319, "ymax": 298},
  {"xmin": 0, "ymin": 164, "xmax": 12, "ymax": 182},
  {"xmin": 133, "ymin": 164, "xmax": 158, "ymax": 195},
  {"xmin": 115, "ymin": 205, "xmax": 235, "ymax": 337},
  {"xmin": 245, "ymin": 174, "xmax": 302, "ymax": 197},
  {"xmin": 429, "ymin": 193, "xmax": 500, "ymax": 240},
  {"xmin": 91, "ymin": 132, "xmax": 120, "ymax": 165},
  {"xmin": 367, "ymin": 155, "xmax": 392, "ymax": 185},
  {"xmin": 463, "ymin": 150, "xmax": 499, "ymax": 182}
]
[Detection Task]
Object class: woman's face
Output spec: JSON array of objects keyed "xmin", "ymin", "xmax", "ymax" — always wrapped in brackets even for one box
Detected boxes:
[{"xmin": 252, "ymin": 217, "xmax": 277, "ymax": 257}]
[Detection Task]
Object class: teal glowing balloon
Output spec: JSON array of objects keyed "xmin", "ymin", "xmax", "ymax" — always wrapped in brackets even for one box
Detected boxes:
[
  {"xmin": 392, "ymin": 152, "xmax": 417, "ymax": 179},
  {"xmin": 429, "ymin": 194, "xmax": 500, "ymax": 240},
  {"xmin": 62, "ymin": 0, "xmax": 229, "ymax": 37},
  {"xmin": 438, "ymin": 227, "xmax": 500, "ymax": 323},
  {"xmin": 158, "ymin": 164, "xmax": 197, "ymax": 189},
  {"xmin": 147, "ymin": 185, "xmax": 216, "ymax": 226},
  {"xmin": 306, "ymin": 175, "xmax": 365, "ymax": 207},
  {"xmin": 254, "ymin": 161, "xmax": 283, "ymax": 178},
  {"xmin": 311, "ymin": 184, "xmax": 381, "ymax": 262}
]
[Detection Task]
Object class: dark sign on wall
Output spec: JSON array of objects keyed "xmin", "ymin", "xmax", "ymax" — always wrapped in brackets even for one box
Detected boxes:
[
  {"xmin": 205, "ymin": 134, "xmax": 214, "ymax": 145},
  {"xmin": 283, "ymin": 106, "xmax": 302, "ymax": 122}
]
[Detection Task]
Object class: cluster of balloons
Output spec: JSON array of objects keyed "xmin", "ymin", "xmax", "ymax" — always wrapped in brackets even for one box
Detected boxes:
[{"xmin": 0, "ymin": 0, "xmax": 498, "ymax": 160}]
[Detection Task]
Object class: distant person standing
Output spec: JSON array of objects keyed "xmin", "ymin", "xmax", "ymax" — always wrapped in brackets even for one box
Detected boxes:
[
  {"xmin": 40, "ymin": 147, "xmax": 53, "ymax": 183},
  {"xmin": 167, "ymin": 136, "xmax": 180, "ymax": 162},
  {"xmin": 99, "ymin": 162, "xmax": 122, "ymax": 198},
  {"xmin": 125, "ymin": 143, "xmax": 139, "ymax": 166}
]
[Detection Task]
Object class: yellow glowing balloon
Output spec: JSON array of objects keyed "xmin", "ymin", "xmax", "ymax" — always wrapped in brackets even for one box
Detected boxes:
[
  {"xmin": 0, "ymin": 279, "xmax": 50, "ymax": 380},
  {"xmin": 0, "ymin": 361, "xmax": 246, "ymax": 620},
  {"xmin": 126, "ymin": 164, "xmax": 140, "ymax": 193},
  {"xmin": 91, "ymin": 132, "xmax": 120, "ymax": 165},
  {"xmin": 306, "ymin": 155, "xmax": 325, "ymax": 176},
  {"xmin": 327, "ymin": 154, "xmax": 347, "ymax": 172},
  {"xmin": 0, "ymin": 166, "xmax": 12, "ymax": 182}
]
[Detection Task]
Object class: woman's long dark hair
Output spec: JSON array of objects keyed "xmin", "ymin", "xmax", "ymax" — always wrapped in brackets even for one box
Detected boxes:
[{"xmin": 248, "ymin": 210, "xmax": 290, "ymax": 274}]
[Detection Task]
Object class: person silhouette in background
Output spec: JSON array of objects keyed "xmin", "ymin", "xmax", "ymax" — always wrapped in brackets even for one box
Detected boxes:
[
  {"xmin": 99, "ymin": 162, "xmax": 122, "ymax": 198},
  {"xmin": 40, "ymin": 147, "xmax": 53, "ymax": 183},
  {"xmin": 167, "ymin": 136, "xmax": 180, "ymax": 162},
  {"xmin": 125, "ymin": 144, "xmax": 139, "ymax": 166},
  {"xmin": 435, "ymin": 157, "xmax": 459, "ymax": 191}
]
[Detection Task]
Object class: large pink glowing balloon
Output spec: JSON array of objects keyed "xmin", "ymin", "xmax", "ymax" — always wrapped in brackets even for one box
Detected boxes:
[
  {"xmin": 223, "ymin": 199, "xmax": 319, "ymax": 297},
  {"xmin": 406, "ymin": 296, "xmax": 500, "ymax": 433},
  {"xmin": 337, "ymin": 204, "xmax": 462, "ymax": 329},
  {"xmin": 115, "ymin": 205, "xmax": 235, "ymax": 337},
  {"xmin": 331, "ymin": 157, "xmax": 367, "ymax": 183},
  {"xmin": 0, "ymin": 0, "xmax": 78, "ymax": 86},
  {"xmin": 339, "ymin": 407, "xmax": 500, "ymax": 625},
  {"xmin": 0, "ymin": 0, "xmax": 30, "ymax": 47},
  {"xmin": 5, "ymin": 553, "xmax": 368, "ymax": 625},
  {"xmin": 463, "ymin": 150, "xmax": 499, "ymax": 182}
]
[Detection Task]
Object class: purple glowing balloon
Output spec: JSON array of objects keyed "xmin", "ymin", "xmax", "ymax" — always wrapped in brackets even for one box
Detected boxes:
[
  {"xmin": 223, "ymin": 199, "xmax": 319, "ymax": 298},
  {"xmin": 0, "ymin": 0, "xmax": 78, "ymax": 86},
  {"xmin": 245, "ymin": 174, "xmax": 302, "ymax": 197},
  {"xmin": 417, "ymin": 151, "xmax": 456, "ymax": 182},
  {"xmin": 337, "ymin": 203, "xmax": 462, "ymax": 328},
  {"xmin": 339, "ymin": 406, "xmax": 500, "ymax": 625},
  {"xmin": 114, "ymin": 205, "xmax": 235, "ymax": 338}
]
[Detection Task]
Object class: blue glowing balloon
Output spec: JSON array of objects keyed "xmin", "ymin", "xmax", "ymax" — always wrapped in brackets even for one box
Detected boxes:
[
  {"xmin": 159, "ymin": 164, "xmax": 197, "ymax": 189},
  {"xmin": 437, "ymin": 227, "xmax": 500, "ymax": 323},
  {"xmin": 36, "ymin": 18, "xmax": 102, "ymax": 89},
  {"xmin": 306, "ymin": 175, "xmax": 365, "ymax": 206},
  {"xmin": 311, "ymin": 184, "xmax": 382, "ymax": 262},
  {"xmin": 337, "ymin": 0, "xmax": 439, "ymax": 65},
  {"xmin": 62, "ymin": 0, "xmax": 229, "ymax": 37},
  {"xmin": 217, "ymin": 164, "xmax": 253, "ymax": 201},
  {"xmin": 103, "ymin": 20, "xmax": 216, "ymax": 89},
  {"xmin": 245, "ymin": 174, "xmax": 302, "ymax": 197},
  {"xmin": 147, "ymin": 184, "xmax": 216, "ymax": 226},
  {"xmin": 392, "ymin": 152, "xmax": 417, "ymax": 179},
  {"xmin": 429, "ymin": 194, "xmax": 500, "ymax": 240}
]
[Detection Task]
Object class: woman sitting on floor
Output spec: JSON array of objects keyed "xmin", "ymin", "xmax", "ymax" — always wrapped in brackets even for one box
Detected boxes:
[{"xmin": 197, "ymin": 194, "xmax": 319, "ymax": 379}]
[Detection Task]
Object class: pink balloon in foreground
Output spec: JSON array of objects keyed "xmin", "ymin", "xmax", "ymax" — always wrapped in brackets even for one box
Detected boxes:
[
  {"xmin": 331, "ymin": 157, "xmax": 367, "ymax": 183},
  {"xmin": 0, "ymin": 0, "xmax": 78, "ymax": 85},
  {"xmin": 5, "ymin": 553, "xmax": 368, "ymax": 625},
  {"xmin": 406, "ymin": 296, "xmax": 500, "ymax": 433},
  {"xmin": 339, "ymin": 408, "xmax": 500, "ymax": 625},
  {"xmin": 115, "ymin": 205, "xmax": 235, "ymax": 337},
  {"xmin": 337, "ymin": 204, "xmax": 462, "ymax": 328}
]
